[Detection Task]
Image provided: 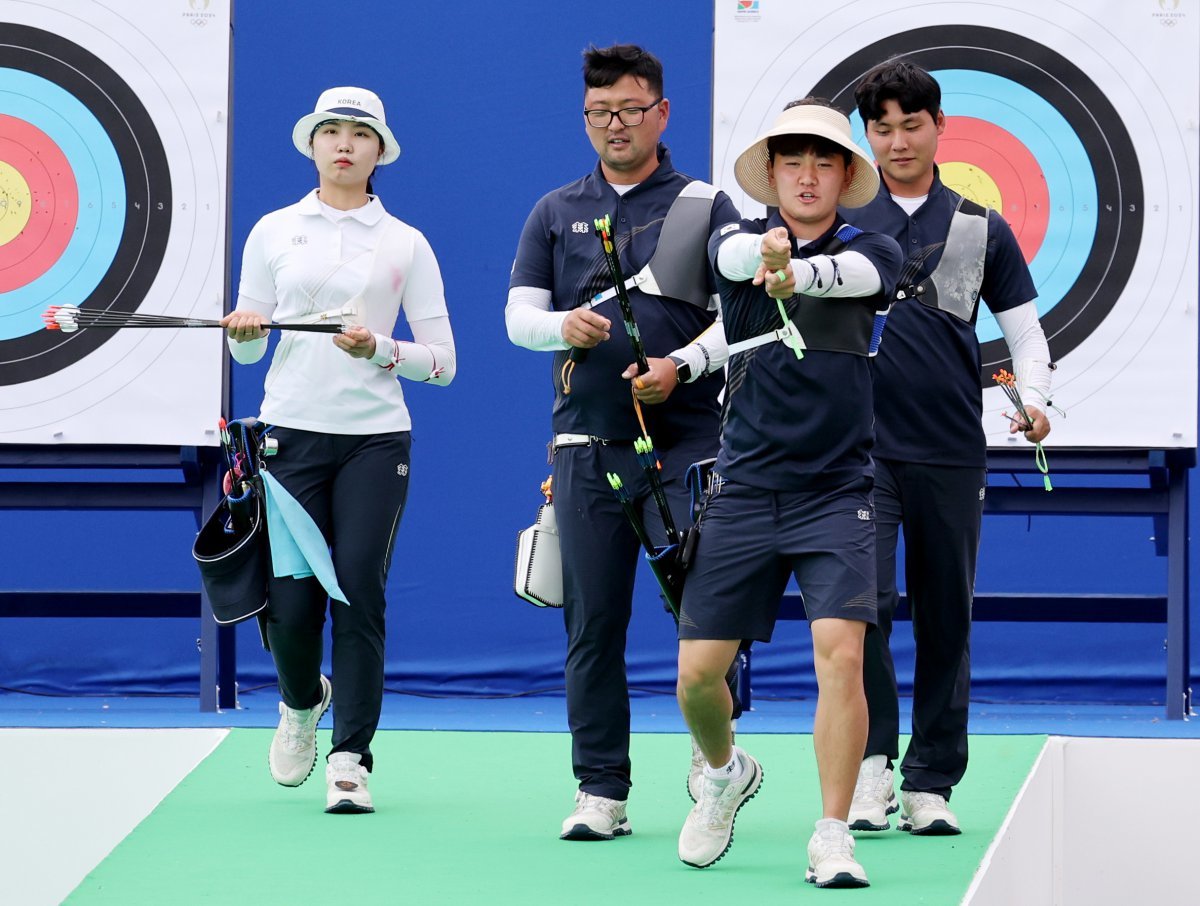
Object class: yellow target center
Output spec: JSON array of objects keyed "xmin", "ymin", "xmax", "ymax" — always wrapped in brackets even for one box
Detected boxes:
[
  {"xmin": 939, "ymin": 161, "xmax": 1002, "ymax": 213},
  {"xmin": 0, "ymin": 161, "xmax": 33, "ymax": 245}
]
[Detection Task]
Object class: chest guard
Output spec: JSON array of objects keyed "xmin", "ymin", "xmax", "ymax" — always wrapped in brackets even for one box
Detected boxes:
[
  {"xmin": 777, "ymin": 224, "xmax": 884, "ymax": 356},
  {"xmin": 911, "ymin": 196, "xmax": 987, "ymax": 322},
  {"xmin": 586, "ymin": 180, "xmax": 718, "ymax": 311}
]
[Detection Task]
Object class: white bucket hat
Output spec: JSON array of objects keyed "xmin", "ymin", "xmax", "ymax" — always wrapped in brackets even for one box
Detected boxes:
[
  {"xmin": 733, "ymin": 104, "xmax": 878, "ymax": 209},
  {"xmin": 292, "ymin": 86, "xmax": 400, "ymax": 165}
]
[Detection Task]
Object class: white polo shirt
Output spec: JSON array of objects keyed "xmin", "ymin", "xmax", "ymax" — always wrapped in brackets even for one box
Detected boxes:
[{"xmin": 235, "ymin": 190, "xmax": 448, "ymax": 434}]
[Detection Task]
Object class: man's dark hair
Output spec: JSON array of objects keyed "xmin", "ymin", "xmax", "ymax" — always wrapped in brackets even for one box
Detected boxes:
[
  {"xmin": 853, "ymin": 60, "xmax": 941, "ymax": 126},
  {"xmin": 767, "ymin": 98, "xmax": 851, "ymax": 165},
  {"xmin": 582, "ymin": 43, "xmax": 664, "ymax": 96}
]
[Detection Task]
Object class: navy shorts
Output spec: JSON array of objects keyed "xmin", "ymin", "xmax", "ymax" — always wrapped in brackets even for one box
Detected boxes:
[{"xmin": 678, "ymin": 478, "xmax": 877, "ymax": 641}]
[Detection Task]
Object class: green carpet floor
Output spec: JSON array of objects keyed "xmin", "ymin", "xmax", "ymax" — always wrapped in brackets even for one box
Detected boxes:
[{"xmin": 66, "ymin": 730, "xmax": 1045, "ymax": 904}]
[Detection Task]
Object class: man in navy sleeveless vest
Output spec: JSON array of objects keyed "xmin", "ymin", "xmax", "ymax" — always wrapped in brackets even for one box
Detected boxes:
[
  {"xmin": 845, "ymin": 61, "xmax": 1053, "ymax": 838},
  {"xmin": 674, "ymin": 99, "xmax": 900, "ymax": 888}
]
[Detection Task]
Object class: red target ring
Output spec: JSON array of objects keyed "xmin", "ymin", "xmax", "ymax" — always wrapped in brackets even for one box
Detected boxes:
[
  {"xmin": 939, "ymin": 116, "xmax": 1048, "ymax": 262},
  {"xmin": 0, "ymin": 113, "xmax": 78, "ymax": 293}
]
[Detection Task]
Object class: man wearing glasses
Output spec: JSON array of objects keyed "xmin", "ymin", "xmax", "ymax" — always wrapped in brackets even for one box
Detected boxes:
[{"xmin": 506, "ymin": 43, "xmax": 740, "ymax": 841}]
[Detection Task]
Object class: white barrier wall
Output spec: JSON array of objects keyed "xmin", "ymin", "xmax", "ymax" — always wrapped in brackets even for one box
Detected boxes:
[{"xmin": 966, "ymin": 737, "xmax": 1200, "ymax": 904}]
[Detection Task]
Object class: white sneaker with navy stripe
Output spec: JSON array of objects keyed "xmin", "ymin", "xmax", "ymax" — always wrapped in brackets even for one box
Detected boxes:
[
  {"xmin": 678, "ymin": 747, "xmax": 762, "ymax": 868},
  {"xmin": 898, "ymin": 791, "xmax": 961, "ymax": 835},
  {"xmin": 848, "ymin": 755, "xmax": 898, "ymax": 831},
  {"xmin": 806, "ymin": 819, "xmax": 870, "ymax": 888},
  {"xmin": 560, "ymin": 791, "xmax": 631, "ymax": 840},
  {"xmin": 325, "ymin": 751, "xmax": 373, "ymax": 814}
]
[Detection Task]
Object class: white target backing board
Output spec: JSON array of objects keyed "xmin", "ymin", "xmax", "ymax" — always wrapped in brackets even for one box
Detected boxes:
[
  {"xmin": 0, "ymin": 0, "xmax": 230, "ymax": 446},
  {"xmin": 714, "ymin": 0, "xmax": 1199, "ymax": 449}
]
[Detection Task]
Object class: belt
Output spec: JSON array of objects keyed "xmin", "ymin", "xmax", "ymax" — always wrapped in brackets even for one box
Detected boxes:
[{"xmin": 548, "ymin": 433, "xmax": 634, "ymax": 458}]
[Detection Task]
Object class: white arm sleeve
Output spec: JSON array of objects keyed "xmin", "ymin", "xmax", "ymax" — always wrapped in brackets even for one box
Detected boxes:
[
  {"xmin": 791, "ymin": 251, "xmax": 883, "ymax": 298},
  {"xmin": 368, "ymin": 314, "xmax": 456, "ymax": 386},
  {"xmin": 717, "ymin": 234, "xmax": 883, "ymax": 299},
  {"xmin": 995, "ymin": 301, "xmax": 1053, "ymax": 408},
  {"xmin": 715, "ymin": 233, "xmax": 764, "ymax": 281},
  {"xmin": 505, "ymin": 285, "xmax": 571, "ymax": 351},
  {"xmin": 668, "ymin": 316, "xmax": 728, "ymax": 380}
]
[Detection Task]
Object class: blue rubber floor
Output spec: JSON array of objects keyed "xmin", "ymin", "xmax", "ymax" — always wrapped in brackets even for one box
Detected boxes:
[{"xmin": 3, "ymin": 689, "xmax": 1197, "ymax": 738}]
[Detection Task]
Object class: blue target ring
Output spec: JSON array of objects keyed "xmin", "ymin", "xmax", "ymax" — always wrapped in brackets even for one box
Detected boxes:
[
  {"xmin": 0, "ymin": 24, "xmax": 171, "ymax": 386},
  {"xmin": 0, "ymin": 68, "xmax": 125, "ymax": 339},
  {"xmin": 811, "ymin": 25, "xmax": 1143, "ymax": 379}
]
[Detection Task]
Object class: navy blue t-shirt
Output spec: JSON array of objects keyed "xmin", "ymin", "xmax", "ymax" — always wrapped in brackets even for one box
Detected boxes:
[
  {"xmin": 509, "ymin": 146, "xmax": 740, "ymax": 449},
  {"xmin": 709, "ymin": 213, "xmax": 902, "ymax": 492},
  {"xmin": 847, "ymin": 169, "xmax": 1037, "ymax": 466}
]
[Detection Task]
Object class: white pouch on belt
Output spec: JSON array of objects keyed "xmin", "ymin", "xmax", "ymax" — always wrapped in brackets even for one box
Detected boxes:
[{"xmin": 514, "ymin": 502, "xmax": 563, "ymax": 608}]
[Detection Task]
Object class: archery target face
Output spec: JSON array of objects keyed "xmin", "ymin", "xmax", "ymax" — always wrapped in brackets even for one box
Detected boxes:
[
  {"xmin": 0, "ymin": 1, "xmax": 229, "ymax": 445},
  {"xmin": 714, "ymin": 0, "xmax": 1199, "ymax": 448}
]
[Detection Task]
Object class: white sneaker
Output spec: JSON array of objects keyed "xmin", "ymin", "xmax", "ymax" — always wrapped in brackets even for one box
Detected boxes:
[
  {"xmin": 560, "ymin": 791, "xmax": 631, "ymax": 840},
  {"xmin": 687, "ymin": 720, "xmax": 737, "ymax": 803},
  {"xmin": 325, "ymin": 751, "xmax": 373, "ymax": 814},
  {"xmin": 848, "ymin": 756, "xmax": 898, "ymax": 831},
  {"xmin": 268, "ymin": 674, "xmax": 332, "ymax": 787},
  {"xmin": 678, "ymin": 747, "xmax": 763, "ymax": 868},
  {"xmin": 898, "ymin": 790, "xmax": 961, "ymax": 835},
  {"xmin": 806, "ymin": 820, "xmax": 870, "ymax": 888}
]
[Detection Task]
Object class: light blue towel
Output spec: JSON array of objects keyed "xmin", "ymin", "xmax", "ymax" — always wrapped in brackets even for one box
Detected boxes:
[{"xmin": 260, "ymin": 469, "xmax": 349, "ymax": 604}]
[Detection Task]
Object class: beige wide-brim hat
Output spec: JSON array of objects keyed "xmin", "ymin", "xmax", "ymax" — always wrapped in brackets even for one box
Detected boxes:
[
  {"xmin": 733, "ymin": 104, "xmax": 878, "ymax": 209},
  {"xmin": 292, "ymin": 86, "xmax": 400, "ymax": 165}
]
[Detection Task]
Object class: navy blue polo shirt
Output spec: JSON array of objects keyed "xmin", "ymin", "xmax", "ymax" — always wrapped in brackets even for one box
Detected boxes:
[
  {"xmin": 847, "ymin": 169, "xmax": 1037, "ymax": 466},
  {"xmin": 510, "ymin": 146, "xmax": 740, "ymax": 449},
  {"xmin": 709, "ymin": 213, "xmax": 902, "ymax": 492}
]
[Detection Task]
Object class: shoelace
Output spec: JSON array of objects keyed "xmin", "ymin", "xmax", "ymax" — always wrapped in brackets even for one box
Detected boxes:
[
  {"xmin": 813, "ymin": 825, "xmax": 855, "ymax": 858},
  {"xmin": 574, "ymin": 792, "xmax": 619, "ymax": 819},
  {"xmin": 694, "ymin": 776, "xmax": 745, "ymax": 829},
  {"xmin": 279, "ymin": 702, "xmax": 321, "ymax": 753},
  {"xmin": 905, "ymin": 792, "xmax": 946, "ymax": 811},
  {"xmin": 852, "ymin": 766, "xmax": 891, "ymax": 801},
  {"xmin": 328, "ymin": 756, "xmax": 366, "ymax": 788}
]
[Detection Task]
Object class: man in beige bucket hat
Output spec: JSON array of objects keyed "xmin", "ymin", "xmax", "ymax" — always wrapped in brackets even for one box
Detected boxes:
[{"xmin": 673, "ymin": 99, "xmax": 901, "ymax": 889}]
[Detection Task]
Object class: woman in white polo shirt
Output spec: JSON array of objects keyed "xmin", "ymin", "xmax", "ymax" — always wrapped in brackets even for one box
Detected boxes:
[{"xmin": 222, "ymin": 86, "xmax": 456, "ymax": 815}]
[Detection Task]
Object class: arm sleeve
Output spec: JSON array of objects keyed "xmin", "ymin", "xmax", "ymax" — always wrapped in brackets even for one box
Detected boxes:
[
  {"xmin": 791, "ymin": 251, "xmax": 883, "ymax": 298},
  {"xmin": 715, "ymin": 231, "xmax": 763, "ymax": 281},
  {"xmin": 367, "ymin": 315, "xmax": 456, "ymax": 386},
  {"xmin": 505, "ymin": 285, "xmax": 571, "ymax": 351},
  {"xmin": 668, "ymin": 315, "xmax": 727, "ymax": 380},
  {"xmin": 995, "ymin": 301, "xmax": 1053, "ymax": 408}
]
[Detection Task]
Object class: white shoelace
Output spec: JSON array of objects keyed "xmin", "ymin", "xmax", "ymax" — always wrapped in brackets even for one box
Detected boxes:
[
  {"xmin": 812, "ymin": 824, "xmax": 856, "ymax": 859},
  {"xmin": 853, "ymin": 765, "xmax": 891, "ymax": 801},
  {"xmin": 905, "ymin": 792, "xmax": 947, "ymax": 811},
  {"xmin": 278, "ymin": 702, "xmax": 321, "ymax": 753},
  {"xmin": 328, "ymin": 755, "xmax": 366, "ymax": 789},
  {"xmin": 573, "ymin": 792, "xmax": 620, "ymax": 819},
  {"xmin": 694, "ymin": 774, "xmax": 747, "ymax": 830}
]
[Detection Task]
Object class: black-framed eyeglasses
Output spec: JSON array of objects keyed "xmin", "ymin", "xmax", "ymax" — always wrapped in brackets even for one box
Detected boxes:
[{"xmin": 583, "ymin": 99, "xmax": 662, "ymax": 129}]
